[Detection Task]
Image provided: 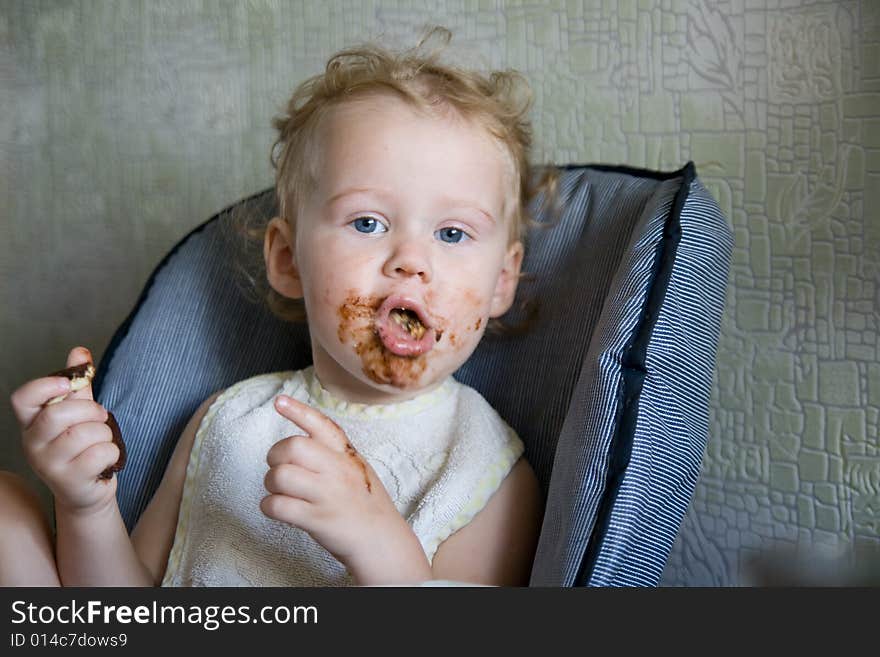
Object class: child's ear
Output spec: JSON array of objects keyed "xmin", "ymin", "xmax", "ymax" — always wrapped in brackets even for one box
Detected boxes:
[
  {"xmin": 488, "ymin": 241, "xmax": 524, "ymax": 318},
  {"xmin": 264, "ymin": 216, "xmax": 303, "ymax": 299}
]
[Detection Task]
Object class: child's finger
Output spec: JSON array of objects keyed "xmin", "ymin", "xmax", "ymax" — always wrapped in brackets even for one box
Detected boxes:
[
  {"xmin": 273, "ymin": 396, "xmax": 349, "ymax": 453},
  {"xmin": 10, "ymin": 377, "xmax": 72, "ymax": 428},
  {"xmin": 260, "ymin": 493, "xmax": 311, "ymax": 527},
  {"xmin": 263, "ymin": 463, "xmax": 322, "ymax": 502},
  {"xmin": 266, "ymin": 435, "xmax": 334, "ymax": 472},
  {"xmin": 23, "ymin": 399, "xmax": 109, "ymax": 451},
  {"xmin": 41, "ymin": 421, "xmax": 113, "ymax": 467},
  {"xmin": 68, "ymin": 441, "xmax": 120, "ymax": 482},
  {"xmin": 63, "ymin": 346, "xmax": 95, "ymax": 402}
]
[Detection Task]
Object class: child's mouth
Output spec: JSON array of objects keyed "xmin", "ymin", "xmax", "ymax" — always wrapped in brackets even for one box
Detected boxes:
[
  {"xmin": 391, "ymin": 308, "xmax": 426, "ymax": 339},
  {"xmin": 375, "ymin": 297, "xmax": 437, "ymax": 357}
]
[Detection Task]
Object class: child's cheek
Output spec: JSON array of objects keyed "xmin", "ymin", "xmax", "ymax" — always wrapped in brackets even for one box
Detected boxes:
[{"xmin": 427, "ymin": 287, "xmax": 488, "ymax": 352}]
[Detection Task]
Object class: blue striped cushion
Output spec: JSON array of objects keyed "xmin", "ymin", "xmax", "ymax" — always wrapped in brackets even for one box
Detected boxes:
[{"xmin": 95, "ymin": 163, "xmax": 732, "ymax": 586}]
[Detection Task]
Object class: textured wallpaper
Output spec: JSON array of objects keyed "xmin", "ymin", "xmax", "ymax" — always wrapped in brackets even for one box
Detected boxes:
[{"xmin": 2, "ymin": 1, "xmax": 877, "ymax": 586}]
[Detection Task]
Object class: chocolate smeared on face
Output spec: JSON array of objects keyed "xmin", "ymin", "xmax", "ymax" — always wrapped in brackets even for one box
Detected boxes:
[{"xmin": 337, "ymin": 294, "xmax": 429, "ymax": 388}]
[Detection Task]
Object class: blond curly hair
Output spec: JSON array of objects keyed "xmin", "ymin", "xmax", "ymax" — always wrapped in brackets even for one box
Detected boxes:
[{"xmin": 234, "ymin": 27, "xmax": 554, "ymax": 327}]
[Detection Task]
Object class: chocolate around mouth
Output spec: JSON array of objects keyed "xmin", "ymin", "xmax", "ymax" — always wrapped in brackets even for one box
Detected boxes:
[{"xmin": 338, "ymin": 294, "xmax": 430, "ymax": 387}]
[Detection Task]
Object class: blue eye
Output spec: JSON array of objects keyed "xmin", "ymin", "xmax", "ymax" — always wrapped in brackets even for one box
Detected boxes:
[
  {"xmin": 351, "ymin": 217, "xmax": 386, "ymax": 234},
  {"xmin": 436, "ymin": 227, "xmax": 469, "ymax": 244}
]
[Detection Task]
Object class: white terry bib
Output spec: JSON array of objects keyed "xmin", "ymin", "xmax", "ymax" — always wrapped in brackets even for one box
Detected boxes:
[{"xmin": 162, "ymin": 367, "xmax": 523, "ymax": 586}]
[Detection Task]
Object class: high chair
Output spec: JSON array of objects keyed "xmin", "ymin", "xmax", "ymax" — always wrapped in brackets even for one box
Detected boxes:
[{"xmin": 94, "ymin": 162, "xmax": 733, "ymax": 586}]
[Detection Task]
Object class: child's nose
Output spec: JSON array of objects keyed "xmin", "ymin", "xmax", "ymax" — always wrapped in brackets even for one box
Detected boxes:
[{"xmin": 383, "ymin": 240, "xmax": 432, "ymax": 283}]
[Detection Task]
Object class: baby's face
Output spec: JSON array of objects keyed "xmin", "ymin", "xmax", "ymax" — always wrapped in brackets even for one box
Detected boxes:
[{"xmin": 267, "ymin": 95, "xmax": 522, "ymax": 403}]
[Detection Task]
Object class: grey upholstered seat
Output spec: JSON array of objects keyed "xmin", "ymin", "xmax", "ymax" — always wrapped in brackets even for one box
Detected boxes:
[{"xmin": 95, "ymin": 162, "xmax": 733, "ymax": 586}]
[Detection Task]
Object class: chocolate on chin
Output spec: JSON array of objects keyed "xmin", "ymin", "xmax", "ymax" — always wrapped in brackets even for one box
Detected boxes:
[{"xmin": 47, "ymin": 362, "xmax": 126, "ymax": 480}]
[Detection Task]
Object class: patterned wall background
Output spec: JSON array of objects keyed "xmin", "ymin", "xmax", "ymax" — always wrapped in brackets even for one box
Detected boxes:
[{"xmin": 2, "ymin": 0, "xmax": 877, "ymax": 585}]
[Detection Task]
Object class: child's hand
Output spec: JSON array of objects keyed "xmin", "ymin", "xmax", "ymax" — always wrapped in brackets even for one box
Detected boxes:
[
  {"xmin": 263, "ymin": 395, "xmax": 431, "ymax": 583},
  {"xmin": 10, "ymin": 347, "xmax": 120, "ymax": 516}
]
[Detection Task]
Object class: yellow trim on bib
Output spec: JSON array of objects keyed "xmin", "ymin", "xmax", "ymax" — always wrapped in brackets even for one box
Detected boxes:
[
  {"xmin": 422, "ymin": 428, "xmax": 524, "ymax": 562},
  {"xmin": 161, "ymin": 372, "xmax": 290, "ymax": 586},
  {"xmin": 302, "ymin": 366, "xmax": 455, "ymax": 420}
]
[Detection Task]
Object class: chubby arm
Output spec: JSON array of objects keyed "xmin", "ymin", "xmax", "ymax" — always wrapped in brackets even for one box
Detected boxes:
[
  {"xmin": 54, "ymin": 501, "xmax": 154, "ymax": 586},
  {"xmin": 10, "ymin": 346, "xmax": 153, "ymax": 586},
  {"xmin": 430, "ymin": 458, "xmax": 543, "ymax": 586},
  {"xmin": 130, "ymin": 391, "xmax": 222, "ymax": 585}
]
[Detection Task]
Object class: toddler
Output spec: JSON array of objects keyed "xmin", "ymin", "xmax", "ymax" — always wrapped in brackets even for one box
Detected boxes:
[{"xmin": 3, "ymin": 30, "xmax": 544, "ymax": 586}]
